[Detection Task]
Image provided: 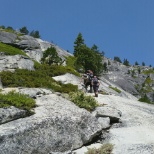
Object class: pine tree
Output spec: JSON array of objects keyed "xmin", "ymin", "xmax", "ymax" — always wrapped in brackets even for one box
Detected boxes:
[
  {"xmin": 135, "ymin": 61, "xmax": 139, "ymax": 65},
  {"xmin": 123, "ymin": 58, "xmax": 130, "ymax": 66},
  {"xmin": 114, "ymin": 56, "xmax": 122, "ymax": 63},
  {"xmin": 142, "ymin": 62, "xmax": 145, "ymax": 66},
  {"xmin": 20, "ymin": 26, "xmax": 29, "ymax": 35},
  {"xmin": 74, "ymin": 32, "xmax": 84, "ymax": 57}
]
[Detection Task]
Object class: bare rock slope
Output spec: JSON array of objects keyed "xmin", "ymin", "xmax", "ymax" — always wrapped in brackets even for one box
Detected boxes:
[{"xmin": 55, "ymin": 73, "xmax": 154, "ymax": 154}]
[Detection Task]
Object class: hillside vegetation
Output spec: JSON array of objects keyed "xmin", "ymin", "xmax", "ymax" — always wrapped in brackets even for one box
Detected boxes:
[{"xmin": 0, "ymin": 42, "xmax": 27, "ymax": 56}]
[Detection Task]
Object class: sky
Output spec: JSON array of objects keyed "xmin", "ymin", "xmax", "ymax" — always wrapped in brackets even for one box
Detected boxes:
[{"xmin": 1, "ymin": 0, "xmax": 154, "ymax": 66}]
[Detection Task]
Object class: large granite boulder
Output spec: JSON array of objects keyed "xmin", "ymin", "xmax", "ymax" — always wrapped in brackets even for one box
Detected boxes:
[
  {"xmin": 0, "ymin": 88, "xmax": 102, "ymax": 154},
  {"xmin": 15, "ymin": 35, "xmax": 41, "ymax": 50},
  {"xmin": 92, "ymin": 106, "xmax": 122, "ymax": 123},
  {"xmin": 0, "ymin": 106, "xmax": 27, "ymax": 124},
  {"xmin": 0, "ymin": 31, "xmax": 17, "ymax": 44},
  {"xmin": 0, "ymin": 55, "xmax": 34, "ymax": 72}
]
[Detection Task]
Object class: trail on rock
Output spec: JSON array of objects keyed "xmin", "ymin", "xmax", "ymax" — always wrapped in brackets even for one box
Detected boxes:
[{"xmin": 95, "ymin": 94, "xmax": 154, "ymax": 154}]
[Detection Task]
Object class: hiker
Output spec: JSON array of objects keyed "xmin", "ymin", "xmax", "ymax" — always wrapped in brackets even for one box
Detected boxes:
[
  {"xmin": 85, "ymin": 70, "xmax": 93, "ymax": 93},
  {"xmin": 91, "ymin": 75, "xmax": 100, "ymax": 97},
  {"xmin": 80, "ymin": 70, "xmax": 93, "ymax": 93}
]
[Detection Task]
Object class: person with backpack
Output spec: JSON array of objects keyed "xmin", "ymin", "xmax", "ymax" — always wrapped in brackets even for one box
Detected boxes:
[
  {"xmin": 85, "ymin": 70, "xmax": 93, "ymax": 93},
  {"xmin": 80, "ymin": 70, "xmax": 93, "ymax": 93},
  {"xmin": 91, "ymin": 75, "xmax": 100, "ymax": 97}
]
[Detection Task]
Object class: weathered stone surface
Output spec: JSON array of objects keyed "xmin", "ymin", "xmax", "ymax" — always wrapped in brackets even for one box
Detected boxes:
[
  {"xmin": 53, "ymin": 73, "xmax": 82, "ymax": 89},
  {"xmin": 19, "ymin": 88, "xmax": 52, "ymax": 98},
  {"xmin": 15, "ymin": 35, "xmax": 40, "ymax": 49},
  {"xmin": 0, "ymin": 31, "xmax": 17, "ymax": 43},
  {"xmin": 97, "ymin": 117, "xmax": 110, "ymax": 129},
  {"xmin": 0, "ymin": 90, "xmax": 102, "ymax": 154},
  {"xmin": 0, "ymin": 55, "xmax": 34, "ymax": 72},
  {"xmin": 0, "ymin": 106, "xmax": 27, "ymax": 124},
  {"xmin": 92, "ymin": 106, "xmax": 122, "ymax": 123}
]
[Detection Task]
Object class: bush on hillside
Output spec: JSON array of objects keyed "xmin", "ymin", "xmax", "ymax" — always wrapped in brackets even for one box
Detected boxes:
[
  {"xmin": 0, "ymin": 91, "xmax": 36, "ymax": 113},
  {"xmin": 66, "ymin": 56, "xmax": 77, "ymax": 69},
  {"xmin": 34, "ymin": 64, "xmax": 80, "ymax": 77},
  {"xmin": 84, "ymin": 143, "xmax": 113, "ymax": 154},
  {"xmin": 69, "ymin": 91, "xmax": 99, "ymax": 111},
  {"xmin": 138, "ymin": 94, "xmax": 152, "ymax": 104},
  {"xmin": 109, "ymin": 86, "xmax": 121, "ymax": 93},
  {"xmin": 0, "ymin": 68, "xmax": 78, "ymax": 93},
  {"xmin": 0, "ymin": 42, "xmax": 27, "ymax": 56}
]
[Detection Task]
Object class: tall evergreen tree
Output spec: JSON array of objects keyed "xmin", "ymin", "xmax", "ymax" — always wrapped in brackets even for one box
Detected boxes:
[
  {"xmin": 91, "ymin": 44, "xmax": 99, "ymax": 53},
  {"xmin": 123, "ymin": 58, "xmax": 130, "ymax": 66},
  {"xmin": 73, "ymin": 33, "xmax": 104, "ymax": 75},
  {"xmin": 74, "ymin": 32, "xmax": 84, "ymax": 57},
  {"xmin": 135, "ymin": 61, "xmax": 139, "ymax": 65},
  {"xmin": 142, "ymin": 62, "xmax": 145, "ymax": 66}
]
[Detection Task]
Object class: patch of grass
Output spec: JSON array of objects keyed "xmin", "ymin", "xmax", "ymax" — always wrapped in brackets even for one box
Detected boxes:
[
  {"xmin": 84, "ymin": 143, "xmax": 113, "ymax": 154},
  {"xmin": 2, "ymin": 28, "xmax": 16, "ymax": 34},
  {"xmin": 69, "ymin": 91, "xmax": 99, "ymax": 111},
  {"xmin": 0, "ymin": 91, "xmax": 36, "ymax": 112},
  {"xmin": 0, "ymin": 68, "xmax": 78, "ymax": 93},
  {"xmin": 0, "ymin": 42, "xmax": 27, "ymax": 56},
  {"xmin": 142, "ymin": 69, "xmax": 154, "ymax": 74},
  {"xmin": 109, "ymin": 86, "xmax": 121, "ymax": 93},
  {"xmin": 34, "ymin": 64, "xmax": 80, "ymax": 77},
  {"xmin": 66, "ymin": 56, "xmax": 77, "ymax": 68},
  {"xmin": 138, "ymin": 94, "xmax": 153, "ymax": 104}
]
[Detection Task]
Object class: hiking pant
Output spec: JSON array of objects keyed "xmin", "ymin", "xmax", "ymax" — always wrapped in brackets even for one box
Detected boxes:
[
  {"xmin": 85, "ymin": 82, "xmax": 93, "ymax": 93},
  {"xmin": 93, "ymin": 85, "xmax": 99, "ymax": 93}
]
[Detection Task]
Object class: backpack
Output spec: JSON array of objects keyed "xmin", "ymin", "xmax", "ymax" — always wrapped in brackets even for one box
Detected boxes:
[
  {"xmin": 93, "ymin": 77, "xmax": 98, "ymax": 84},
  {"xmin": 87, "ymin": 73, "xmax": 93, "ymax": 82}
]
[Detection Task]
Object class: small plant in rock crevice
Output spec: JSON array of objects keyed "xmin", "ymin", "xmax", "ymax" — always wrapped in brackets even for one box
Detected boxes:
[
  {"xmin": 0, "ymin": 91, "xmax": 36, "ymax": 114},
  {"xmin": 84, "ymin": 143, "xmax": 113, "ymax": 154},
  {"xmin": 69, "ymin": 91, "xmax": 99, "ymax": 111},
  {"xmin": 109, "ymin": 86, "xmax": 121, "ymax": 93}
]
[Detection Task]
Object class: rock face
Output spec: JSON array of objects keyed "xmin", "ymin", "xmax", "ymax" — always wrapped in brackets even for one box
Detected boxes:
[
  {"xmin": 103, "ymin": 57, "xmax": 154, "ymax": 102},
  {"xmin": 0, "ymin": 30, "xmax": 72, "ymax": 64},
  {"xmin": 0, "ymin": 31, "xmax": 17, "ymax": 43},
  {"xmin": 0, "ymin": 29, "xmax": 154, "ymax": 154},
  {"xmin": 0, "ymin": 55, "xmax": 34, "ymax": 71},
  {"xmin": 97, "ymin": 94, "xmax": 154, "ymax": 154},
  {"xmin": 0, "ymin": 106, "xmax": 27, "ymax": 124},
  {"xmin": 0, "ymin": 88, "xmax": 102, "ymax": 154}
]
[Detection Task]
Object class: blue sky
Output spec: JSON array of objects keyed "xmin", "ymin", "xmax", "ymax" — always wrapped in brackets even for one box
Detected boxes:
[{"xmin": 1, "ymin": 0, "xmax": 154, "ymax": 66}]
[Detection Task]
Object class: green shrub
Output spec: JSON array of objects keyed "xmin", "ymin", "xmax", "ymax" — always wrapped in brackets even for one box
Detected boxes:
[
  {"xmin": 85, "ymin": 143, "xmax": 113, "ymax": 154},
  {"xmin": 0, "ymin": 68, "xmax": 78, "ymax": 93},
  {"xmin": 109, "ymin": 86, "xmax": 121, "ymax": 93},
  {"xmin": 58, "ymin": 83, "xmax": 78, "ymax": 93},
  {"xmin": 0, "ymin": 42, "xmax": 27, "ymax": 56},
  {"xmin": 66, "ymin": 56, "xmax": 77, "ymax": 68},
  {"xmin": 138, "ymin": 94, "xmax": 152, "ymax": 104},
  {"xmin": 69, "ymin": 91, "xmax": 99, "ymax": 111},
  {"xmin": 41, "ymin": 47, "xmax": 63, "ymax": 65},
  {"xmin": 0, "ymin": 91, "xmax": 36, "ymax": 112},
  {"xmin": 34, "ymin": 64, "xmax": 80, "ymax": 77},
  {"xmin": 3, "ymin": 27, "xmax": 15, "ymax": 33},
  {"xmin": 142, "ymin": 69, "xmax": 154, "ymax": 74}
]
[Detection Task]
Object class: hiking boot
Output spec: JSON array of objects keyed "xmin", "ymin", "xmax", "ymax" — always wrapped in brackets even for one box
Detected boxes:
[{"xmin": 95, "ymin": 94, "xmax": 98, "ymax": 97}]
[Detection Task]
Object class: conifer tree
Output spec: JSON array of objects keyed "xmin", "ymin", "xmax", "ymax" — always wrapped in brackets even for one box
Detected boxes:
[
  {"xmin": 142, "ymin": 62, "xmax": 145, "ymax": 66},
  {"xmin": 114, "ymin": 56, "xmax": 122, "ymax": 63},
  {"xmin": 20, "ymin": 26, "xmax": 29, "ymax": 35},
  {"xmin": 74, "ymin": 32, "xmax": 84, "ymax": 57},
  {"xmin": 123, "ymin": 58, "xmax": 130, "ymax": 66}
]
